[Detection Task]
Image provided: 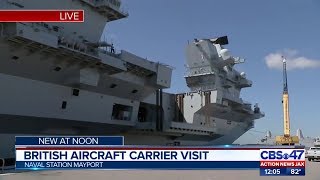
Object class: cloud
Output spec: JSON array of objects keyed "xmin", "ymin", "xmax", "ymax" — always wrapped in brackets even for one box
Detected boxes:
[{"xmin": 265, "ymin": 49, "xmax": 320, "ymax": 70}]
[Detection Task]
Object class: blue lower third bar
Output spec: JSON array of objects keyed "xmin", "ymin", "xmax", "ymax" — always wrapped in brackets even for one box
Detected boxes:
[
  {"xmin": 15, "ymin": 136, "xmax": 124, "ymax": 146},
  {"xmin": 260, "ymin": 168, "xmax": 305, "ymax": 176},
  {"xmin": 16, "ymin": 161, "xmax": 259, "ymax": 170}
]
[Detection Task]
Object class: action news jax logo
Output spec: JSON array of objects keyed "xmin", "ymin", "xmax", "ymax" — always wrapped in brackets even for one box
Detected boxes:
[{"xmin": 259, "ymin": 149, "xmax": 305, "ymax": 176}]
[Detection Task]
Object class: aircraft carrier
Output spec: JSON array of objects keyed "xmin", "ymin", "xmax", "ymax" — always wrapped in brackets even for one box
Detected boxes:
[{"xmin": 0, "ymin": 0, "xmax": 264, "ymax": 169}]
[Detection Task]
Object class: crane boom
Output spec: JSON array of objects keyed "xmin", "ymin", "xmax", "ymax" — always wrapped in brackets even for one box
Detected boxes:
[
  {"xmin": 283, "ymin": 57, "xmax": 288, "ymax": 93},
  {"xmin": 275, "ymin": 56, "xmax": 299, "ymax": 145},
  {"xmin": 282, "ymin": 57, "xmax": 290, "ymax": 137}
]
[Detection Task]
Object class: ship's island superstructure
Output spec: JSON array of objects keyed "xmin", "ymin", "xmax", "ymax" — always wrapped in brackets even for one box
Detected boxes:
[{"xmin": 0, "ymin": 0, "xmax": 264, "ymax": 168}]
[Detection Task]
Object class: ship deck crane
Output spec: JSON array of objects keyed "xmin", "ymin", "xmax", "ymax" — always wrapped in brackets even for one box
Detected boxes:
[{"xmin": 275, "ymin": 56, "xmax": 299, "ymax": 145}]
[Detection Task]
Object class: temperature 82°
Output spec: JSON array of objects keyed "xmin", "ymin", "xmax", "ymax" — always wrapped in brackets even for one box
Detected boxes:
[
  {"xmin": 288, "ymin": 168, "xmax": 305, "ymax": 176},
  {"xmin": 291, "ymin": 169, "xmax": 301, "ymax": 174}
]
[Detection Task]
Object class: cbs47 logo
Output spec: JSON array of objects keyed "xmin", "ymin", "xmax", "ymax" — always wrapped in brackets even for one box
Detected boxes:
[{"xmin": 260, "ymin": 149, "xmax": 304, "ymax": 160}]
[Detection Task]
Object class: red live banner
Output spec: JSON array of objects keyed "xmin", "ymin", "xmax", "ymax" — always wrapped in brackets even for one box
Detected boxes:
[{"xmin": 0, "ymin": 10, "xmax": 84, "ymax": 22}]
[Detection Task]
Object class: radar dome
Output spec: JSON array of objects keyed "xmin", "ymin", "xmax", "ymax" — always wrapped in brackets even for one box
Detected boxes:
[
  {"xmin": 220, "ymin": 49, "xmax": 231, "ymax": 60},
  {"xmin": 240, "ymin": 72, "xmax": 246, "ymax": 78}
]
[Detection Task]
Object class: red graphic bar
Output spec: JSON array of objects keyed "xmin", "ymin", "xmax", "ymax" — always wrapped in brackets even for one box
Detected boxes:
[
  {"xmin": 0, "ymin": 10, "xmax": 84, "ymax": 22},
  {"xmin": 260, "ymin": 161, "xmax": 305, "ymax": 167}
]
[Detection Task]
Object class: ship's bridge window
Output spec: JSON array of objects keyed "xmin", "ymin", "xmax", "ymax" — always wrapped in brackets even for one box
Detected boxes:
[
  {"xmin": 53, "ymin": 26, "xmax": 59, "ymax": 32},
  {"xmin": 8, "ymin": 1, "xmax": 24, "ymax": 8},
  {"xmin": 138, "ymin": 106, "xmax": 147, "ymax": 122},
  {"xmin": 235, "ymin": 75, "xmax": 239, "ymax": 81},
  {"xmin": 42, "ymin": 23, "xmax": 49, "ymax": 29},
  {"xmin": 112, "ymin": 104, "xmax": 133, "ymax": 121}
]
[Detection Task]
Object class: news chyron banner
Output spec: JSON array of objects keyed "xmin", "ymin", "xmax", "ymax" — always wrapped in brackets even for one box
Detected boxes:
[{"xmin": 15, "ymin": 136, "xmax": 305, "ymax": 176}]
